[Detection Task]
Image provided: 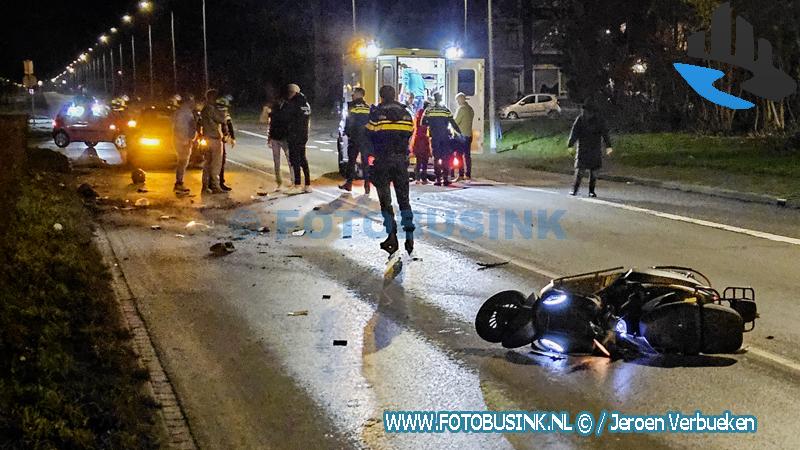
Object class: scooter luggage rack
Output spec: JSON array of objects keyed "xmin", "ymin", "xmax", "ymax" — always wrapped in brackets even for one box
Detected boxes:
[{"xmin": 723, "ymin": 286, "xmax": 758, "ymax": 332}]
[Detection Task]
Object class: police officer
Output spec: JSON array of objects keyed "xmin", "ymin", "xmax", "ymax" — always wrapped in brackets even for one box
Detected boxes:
[
  {"xmin": 367, "ymin": 85, "xmax": 416, "ymax": 256},
  {"xmin": 422, "ymin": 92, "xmax": 461, "ymax": 186},
  {"xmin": 339, "ymin": 87, "xmax": 372, "ymax": 194},
  {"xmin": 216, "ymin": 95, "xmax": 236, "ymax": 191}
]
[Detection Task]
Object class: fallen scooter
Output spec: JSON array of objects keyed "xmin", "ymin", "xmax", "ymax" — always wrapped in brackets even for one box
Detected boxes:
[{"xmin": 475, "ymin": 266, "xmax": 758, "ymax": 357}]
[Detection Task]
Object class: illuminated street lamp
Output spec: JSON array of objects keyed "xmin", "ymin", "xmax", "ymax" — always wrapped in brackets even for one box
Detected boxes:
[{"xmin": 122, "ymin": 14, "xmax": 133, "ymax": 23}]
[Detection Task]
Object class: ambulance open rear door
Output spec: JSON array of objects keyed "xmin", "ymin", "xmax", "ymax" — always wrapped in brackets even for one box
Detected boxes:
[{"xmin": 446, "ymin": 58, "xmax": 485, "ymax": 153}]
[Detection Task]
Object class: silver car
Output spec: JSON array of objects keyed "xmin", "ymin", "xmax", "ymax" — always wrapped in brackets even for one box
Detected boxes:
[{"xmin": 499, "ymin": 94, "xmax": 561, "ymax": 119}]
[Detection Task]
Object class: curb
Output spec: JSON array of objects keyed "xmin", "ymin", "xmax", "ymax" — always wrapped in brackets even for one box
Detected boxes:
[
  {"xmin": 94, "ymin": 226, "xmax": 198, "ymax": 450},
  {"xmin": 517, "ymin": 166, "xmax": 800, "ymax": 210}
]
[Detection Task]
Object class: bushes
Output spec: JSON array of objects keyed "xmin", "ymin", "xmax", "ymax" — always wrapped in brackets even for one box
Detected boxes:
[{"xmin": 0, "ymin": 173, "xmax": 158, "ymax": 449}]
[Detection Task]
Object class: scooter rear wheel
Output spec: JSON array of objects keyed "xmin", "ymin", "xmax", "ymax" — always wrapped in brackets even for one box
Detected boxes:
[{"xmin": 475, "ymin": 291, "xmax": 528, "ymax": 344}]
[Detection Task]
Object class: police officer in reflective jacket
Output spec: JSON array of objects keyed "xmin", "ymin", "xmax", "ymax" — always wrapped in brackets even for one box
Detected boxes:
[
  {"xmin": 339, "ymin": 87, "xmax": 372, "ymax": 194},
  {"xmin": 367, "ymin": 85, "xmax": 416, "ymax": 256},
  {"xmin": 422, "ymin": 92, "xmax": 461, "ymax": 186}
]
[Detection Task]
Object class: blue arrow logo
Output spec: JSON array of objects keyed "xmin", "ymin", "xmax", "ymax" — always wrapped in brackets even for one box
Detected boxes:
[{"xmin": 674, "ymin": 63, "xmax": 755, "ymax": 110}]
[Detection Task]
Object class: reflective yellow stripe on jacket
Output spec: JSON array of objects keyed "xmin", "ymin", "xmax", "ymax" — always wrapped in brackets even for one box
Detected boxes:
[{"xmin": 366, "ymin": 119, "xmax": 414, "ymax": 132}]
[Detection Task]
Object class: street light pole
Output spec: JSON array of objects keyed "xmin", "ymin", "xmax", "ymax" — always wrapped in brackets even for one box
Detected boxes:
[
  {"xmin": 202, "ymin": 0, "xmax": 209, "ymax": 92},
  {"xmin": 148, "ymin": 24, "xmax": 154, "ymax": 99},
  {"xmin": 464, "ymin": 0, "xmax": 468, "ymax": 43},
  {"xmin": 110, "ymin": 50, "xmax": 116, "ymax": 95},
  {"xmin": 131, "ymin": 35, "xmax": 137, "ymax": 97},
  {"xmin": 119, "ymin": 43, "xmax": 124, "ymax": 93},
  {"xmin": 103, "ymin": 53, "xmax": 108, "ymax": 94},
  {"xmin": 171, "ymin": 11, "xmax": 178, "ymax": 94},
  {"xmin": 351, "ymin": 0, "xmax": 357, "ymax": 34},
  {"xmin": 488, "ymin": 0, "xmax": 497, "ymax": 152}
]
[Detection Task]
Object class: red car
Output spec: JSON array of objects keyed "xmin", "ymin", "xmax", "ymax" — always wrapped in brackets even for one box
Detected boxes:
[{"xmin": 52, "ymin": 101, "xmax": 130, "ymax": 150}]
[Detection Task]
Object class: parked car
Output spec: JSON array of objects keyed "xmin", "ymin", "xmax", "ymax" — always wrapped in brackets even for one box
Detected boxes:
[
  {"xmin": 52, "ymin": 101, "xmax": 129, "ymax": 149},
  {"xmin": 499, "ymin": 94, "xmax": 561, "ymax": 120}
]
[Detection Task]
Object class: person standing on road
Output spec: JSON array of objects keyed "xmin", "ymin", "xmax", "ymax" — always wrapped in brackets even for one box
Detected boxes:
[
  {"xmin": 172, "ymin": 94, "xmax": 197, "ymax": 194},
  {"xmin": 453, "ymin": 93, "xmax": 474, "ymax": 183},
  {"xmin": 216, "ymin": 95, "xmax": 236, "ymax": 192},
  {"xmin": 411, "ymin": 101, "xmax": 432, "ymax": 184},
  {"xmin": 267, "ymin": 87, "xmax": 293, "ymax": 191},
  {"xmin": 367, "ymin": 85, "xmax": 416, "ymax": 256},
  {"xmin": 285, "ymin": 83, "xmax": 312, "ymax": 193},
  {"xmin": 200, "ymin": 89, "xmax": 227, "ymax": 194},
  {"xmin": 339, "ymin": 87, "xmax": 373, "ymax": 194},
  {"xmin": 422, "ymin": 92, "xmax": 461, "ymax": 186},
  {"xmin": 568, "ymin": 103, "xmax": 613, "ymax": 197}
]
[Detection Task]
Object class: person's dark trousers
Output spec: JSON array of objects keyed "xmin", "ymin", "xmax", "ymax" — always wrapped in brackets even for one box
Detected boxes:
[
  {"xmin": 415, "ymin": 159, "xmax": 428, "ymax": 181},
  {"xmin": 289, "ymin": 141, "xmax": 310, "ymax": 185},
  {"xmin": 372, "ymin": 157, "xmax": 415, "ymax": 235},
  {"xmin": 459, "ymin": 137, "xmax": 473, "ymax": 178},
  {"xmin": 572, "ymin": 168, "xmax": 597, "ymax": 194},
  {"xmin": 219, "ymin": 144, "xmax": 227, "ymax": 184},
  {"xmin": 345, "ymin": 137, "xmax": 369, "ymax": 185},
  {"xmin": 431, "ymin": 137, "xmax": 451, "ymax": 183}
]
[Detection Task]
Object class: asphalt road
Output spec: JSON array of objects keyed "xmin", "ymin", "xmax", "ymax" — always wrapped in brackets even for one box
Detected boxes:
[{"xmin": 44, "ymin": 119, "xmax": 800, "ymax": 449}]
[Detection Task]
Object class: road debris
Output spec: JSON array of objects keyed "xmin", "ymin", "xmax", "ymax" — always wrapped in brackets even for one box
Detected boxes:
[
  {"xmin": 292, "ymin": 229, "xmax": 306, "ymax": 237},
  {"xmin": 185, "ymin": 221, "xmax": 212, "ymax": 234},
  {"xmin": 53, "ymin": 223, "xmax": 64, "ymax": 231},
  {"xmin": 333, "ymin": 340, "xmax": 348, "ymax": 346},
  {"xmin": 258, "ymin": 226, "xmax": 270, "ymax": 233},
  {"xmin": 209, "ymin": 242, "xmax": 236, "ymax": 256},
  {"xmin": 287, "ymin": 310, "xmax": 309, "ymax": 316},
  {"xmin": 285, "ymin": 255, "xmax": 303, "ymax": 258},
  {"xmin": 150, "ymin": 225, "xmax": 161, "ymax": 231},
  {"xmin": 77, "ymin": 183, "xmax": 99, "ymax": 199},
  {"xmin": 134, "ymin": 198, "xmax": 150, "ymax": 207},
  {"xmin": 363, "ymin": 418, "xmax": 381, "ymax": 428},
  {"xmin": 322, "ymin": 294, "xmax": 331, "ymax": 300},
  {"xmin": 158, "ymin": 215, "xmax": 171, "ymax": 221},
  {"xmin": 175, "ymin": 234, "xmax": 185, "ymax": 238},
  {"xmin": 477, "ymin": 261, "xmax": 509, "ymax": 271},
  {"xmin": 131, "ymin": 168, "xmax": 146, "ymax": 184},
  {"xmin": 256, "ymin": 191, "xmax": 269, "ymax": 196},
  {"xmin": 137, "ymin": 188, "xmax": 149, "ymax": 193}
]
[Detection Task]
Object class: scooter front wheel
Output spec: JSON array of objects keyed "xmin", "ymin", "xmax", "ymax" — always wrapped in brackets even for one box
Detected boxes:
[{"xmin": 475, "ymin": 290, "xmax": 530, "ymax": 345}]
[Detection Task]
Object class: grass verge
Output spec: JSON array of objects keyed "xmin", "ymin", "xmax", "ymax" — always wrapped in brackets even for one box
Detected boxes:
[
  {"xmin": 475, "ymin": 119, "xmax": 800, "ymax": 198},
  {"xmin": 0, "ymin": 172, "xmax": 159, "ymax": 449}
]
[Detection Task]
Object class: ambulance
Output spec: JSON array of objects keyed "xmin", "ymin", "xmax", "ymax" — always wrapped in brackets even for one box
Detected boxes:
[{"xmin": 338, "ymin": 41, "xmax": 485, "ymax": 178}]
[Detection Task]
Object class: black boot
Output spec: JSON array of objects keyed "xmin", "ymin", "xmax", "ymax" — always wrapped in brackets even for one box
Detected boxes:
[
  {"xmin": 380, "ymin": 233, "xmax": 399, "ymax": 256},
  {"xmin": 404, "ymin": 232, "xmax": 414, "ymax": 255},
  {"xmin": 338, "ymin": 181, "xmax": 352, "ymax": 192},
  {"xmin": 363, "ymin": 181, "xmax": 371, "ymax": 195}
]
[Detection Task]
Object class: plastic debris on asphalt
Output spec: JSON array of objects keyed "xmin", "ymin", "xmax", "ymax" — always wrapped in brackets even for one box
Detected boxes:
[
  {"xmin": 287, "ymin": 310, "xmax": 309, "ymax": 316},
  {"xmin": 209, "ymin": 242, "xmax": 236, "ymax": 256},
  {"xmin": 158, "ymin": 215, "xmax": 171, "ymax": 221},
  {"xmin": 258, "ymin": 226, "xmax": 270, "ymax": 233},
  {"xmin": 185, "ymin": 221, "xmax": 212, "ymax": 234},
  {"xmin": 150, "ymin": 225, "xmax": 161, "ymax": 231},
  {"xmin": 333, "ymin": 340, "xmax": 348, "ymax": 346},
  {"xmin": 134, "ymin": 198, "xmax": 150, "ymax": 207},
  {"xmin": 291, "ymin": 229, "xmax": 306, "ymax": 237},
  {"xmin": 477, "ymin": 261, "xmax": 509, "ymax": 271},
  {"xmin": 53, "ymin": 223, "xmax": 64, "ymax": 231}
]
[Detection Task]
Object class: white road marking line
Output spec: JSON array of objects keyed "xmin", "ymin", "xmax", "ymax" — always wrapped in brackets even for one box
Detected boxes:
[
  {"xmin": 747, "ymin": 347, "xmax": 800, "ymax": 375},
  {"xmin": 314, "ymin": 140, "xmax": 334, "ymax": 145},
  {"xmin": 519, "ymin": 187, "xmax": 559, "ymax": 195},
  {"xmin": 306, "ymin": 145, "xmax": 319, "ymax": 149},
  {"xmin": 319, "ymin": 148, "xmax": 334, "ymax": 153},
  {"xmin": 238, "ymin": 129, "xmax": 268, "ymax": 139},
  {"xmin": 578, "ymin": 197, "xmax": 800, "ymax": 246},
  {"xmin": 227, "ymin": 157, "xmax": 800, "ymax": 374}
]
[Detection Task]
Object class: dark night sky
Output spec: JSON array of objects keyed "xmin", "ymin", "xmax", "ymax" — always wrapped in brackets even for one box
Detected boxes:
[{"xmin": 1, "ymin": 0, "xmax": 488, "ymax": 106}]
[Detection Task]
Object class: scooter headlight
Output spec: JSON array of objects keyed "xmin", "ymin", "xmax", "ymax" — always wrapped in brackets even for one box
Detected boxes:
[
  {"xmin": 542, "ymin": 293, "xmax": 568, "ymax": 306},
  {"xmin": 614, "ymin": 319, "xmax": 628, "ymax": 336}
]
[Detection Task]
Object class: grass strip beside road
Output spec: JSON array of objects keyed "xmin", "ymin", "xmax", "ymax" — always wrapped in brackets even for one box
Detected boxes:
[
  {"xmin": 0, "ymin": 173, "xmax": 159, "ymax": 448},
  {"xmin": 476, "ymin": 119, "xmax": 800, "ymax": 198}
]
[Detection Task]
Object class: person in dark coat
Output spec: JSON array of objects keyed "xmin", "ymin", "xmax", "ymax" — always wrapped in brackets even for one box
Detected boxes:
[
  {"xmin": 567, "ymin": 104, "xmax": 613, "ymax": 197},
  {"xmin": 284, "ymin": 83, "xmax": 312, "ymax": 192}
]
